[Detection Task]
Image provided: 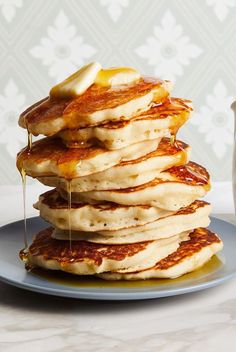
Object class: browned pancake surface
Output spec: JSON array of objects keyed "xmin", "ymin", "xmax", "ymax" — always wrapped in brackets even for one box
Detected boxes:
[
  {"xmin": 139, "ymin": 97, "xmax": 192, "ymax": 119},
  {"xmin": 16, "ymin": 137, "xmax": 189, "ymax": 179},
  {"xmin": 154, "ymin": 228, "xmax": 221, "ymax": 270},
  {"xmin": 19, "ymin": 77, "xmax": 168, "ymax": 132},
  {"xmin": 28, "ymin": 227, "xmax": 153, "ymax": 265},
  {"xmin": 40, "ymin": 189, "xmax": 152, "ymax": 210},
  {"xmin": 167, "ymin": 161, "xmax": 210, "ymax": 185},
  {"xmin": 101, "ymin": 98, "xmax": 192, "ymax": 130},
  {"xmin": 109, "ymin": 162, "xmax": 210, "ymax": 193},
  {"xmin": 16, "ymin": 137, "xmax": 109, "ymax": 177},
  {"xmin": 118, "ymin": 138, "xmax": 189, "ymax": 167},
  {"xmin": 174, "ymin": 200, "xmax": 209, "ymax": 215}
]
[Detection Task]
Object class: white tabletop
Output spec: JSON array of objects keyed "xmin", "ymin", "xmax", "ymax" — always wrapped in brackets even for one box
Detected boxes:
[{"xmin": 0, "ymin": 184, "xmax": 236, "ymax": 351}]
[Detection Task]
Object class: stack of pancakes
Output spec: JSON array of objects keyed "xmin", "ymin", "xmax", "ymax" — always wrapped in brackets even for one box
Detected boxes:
[{"xmin": 17, "ymin": 64, "xmax": 223, "ymax": 280}]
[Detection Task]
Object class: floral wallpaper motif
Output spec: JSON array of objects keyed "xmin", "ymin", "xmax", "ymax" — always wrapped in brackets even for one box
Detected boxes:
[
  {"xmin": 191, "ymin": 80, "xmax": 234, "ymax": 159},
  {"xmin": 100, "ymin": 0, "xmax": 129, "ymax": 22},
  {"xmin": 206, "ymin": 0, "xmax": 236, "ymax": 21},
  {"xmin": 30, "ymin": 10, "xmax": 97, "ymax": 82},
  {"xmin": 0, "ymin": 0, "xmax": 23, "ymax": 22},
  {"xmin": 0, "ymin": 79, "xmax": 26, "ymax": 157},
  {"xmin": 0, "ymin": 0, "xmax": 235, "ymax": 184},
  {"xmin": 135, "ymin": 10, "xmax": 202, "ymax": 83}
]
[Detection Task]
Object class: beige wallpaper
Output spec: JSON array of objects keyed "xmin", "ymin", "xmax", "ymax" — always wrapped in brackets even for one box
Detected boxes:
[{"xmin": 0, "ymin": 0, "xmax": 235, "ymax": 184}]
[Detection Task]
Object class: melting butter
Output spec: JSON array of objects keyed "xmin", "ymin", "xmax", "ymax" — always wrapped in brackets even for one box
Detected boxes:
[
  {"xmin": 95, "ymin": 67, "xmax": 140, "ymax": 87},
  {"xmin": 50, "ymin": 62, "xmax": 102, "ymax": 98}
]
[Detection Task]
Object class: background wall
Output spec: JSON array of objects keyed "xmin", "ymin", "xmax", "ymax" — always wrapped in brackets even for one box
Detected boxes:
[{"xmin": 0, "ymin": 0, "xmax": 235, "ymax": 185}]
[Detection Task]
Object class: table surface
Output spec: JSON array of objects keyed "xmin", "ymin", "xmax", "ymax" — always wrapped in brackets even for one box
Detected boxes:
[{"xmin": 0, "ymin": 185, "xmax": 236, "ymax": 351}]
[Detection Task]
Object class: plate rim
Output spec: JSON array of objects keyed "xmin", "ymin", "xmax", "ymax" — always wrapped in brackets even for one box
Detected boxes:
[{"xmin": 0, "ymin": 216, "xmax": 235, "ymax": 301}]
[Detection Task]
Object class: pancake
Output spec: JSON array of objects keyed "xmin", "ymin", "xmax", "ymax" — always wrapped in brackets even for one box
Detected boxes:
[
  {"xmin": 27, "ymin": 227, "xmax": 187, "ymax": 275},
  {"xmin": 61, "ymin": 162, "xmax": 210, "ymax": 211},
  {"xmin": 52, "ymin": 200, "xmax": 211, "ymax": 244},
  {"xmin": 16, "ymin": 137, "xmax": 159, "ymax": 179},
  {"xmin": 35, "ymin": 189, "xmax": 174, "ymax": 231},
  {"xmin": 98, "ymin": 228, "xmax": 223, "ymax": 280},
  {"xmin": 19, "ymin": 77, "xmax": 172, "ymax": 136},
  {"xmin": 37, "ymin": 138, "xmax": 190, "ymax": 191},
  {"xmin": 58, "ymin": 98, "xmax": 192, "ymax": 150}
]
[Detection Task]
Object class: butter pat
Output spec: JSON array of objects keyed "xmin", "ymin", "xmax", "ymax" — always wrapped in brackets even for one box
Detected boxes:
[
  {"xmin": 50, "ymin": 62, "xmax": 102, "ymax": 98},
  {"xmin": 95, "ymin": 67, "xmax": 141, "ymax": 87}
]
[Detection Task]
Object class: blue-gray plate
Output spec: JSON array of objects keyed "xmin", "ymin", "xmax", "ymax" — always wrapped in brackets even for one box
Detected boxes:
[{"xmin": 0, "ymin": 216, "xmax": 235, "ymax": 300}]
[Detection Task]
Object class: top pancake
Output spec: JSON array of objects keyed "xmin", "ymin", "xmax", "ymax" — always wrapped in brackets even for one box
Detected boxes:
[{"xmin": 19, "ymin": 77, "xmax": 172, "ymax": 136}]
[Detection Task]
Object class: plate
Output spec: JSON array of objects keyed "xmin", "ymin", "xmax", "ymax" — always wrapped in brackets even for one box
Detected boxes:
[{"xmin": 0, "ymin": 216, "xmax": 235, "ymax": 301}]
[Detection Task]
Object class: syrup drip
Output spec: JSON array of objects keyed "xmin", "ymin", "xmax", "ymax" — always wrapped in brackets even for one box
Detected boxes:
[
  {"xmin": 27, "ymin": 130, "xmax": 32, "ymax": 150},
  {"xmin": 19, "ymin": 248, "xmax": 28, "ymax": 262},
  {"xmin": 67, "ymin": 179, "xmax": 72, "ymax": 252},
  {"xmin": 174, "ymin": 137, "xmax": 188, "ymax": 166},
  {"xmin": 20, "ymin": 167, "xmax": 28, "ymax": 252},
  {"xmin": 19, "ymin": 127, "xmax": 32, "ymax": 264},
  {"xmin": 20, "ymin": 168, "xmax": 28, "ymax": 249},
  {"xmin": 170, "ymin": 134, "xmax": 176, "ymax": 145}
]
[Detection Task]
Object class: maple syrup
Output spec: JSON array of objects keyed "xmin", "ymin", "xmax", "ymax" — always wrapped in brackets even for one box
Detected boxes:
[
  {"xmin": 67, "ymin": 179, "xmax": 72, "ymax": 252},
  {"xmin": 170, "ymin": 134, "xmax": 176, "ymax": 145},
  {"xmin": 18, "ymin": 125, "xmax": 33, "ymax": 263},
  {"xmin": 173, "ymin": 139, "xmax": 189, "ymax": 167},
  {"xmin": 30, "ymin": 255, "xmax": 223, "ymax": 289},
  {"xmin": 27, "ymin": 130, "xmax": 32, "ymax": 150},
  {"xmin": 19, "ymin": 248, "xmax": 28, "ymax": 263},
  {"xmin": 19, "ymin": 167, "xmax": 28, "ymax": 250}
]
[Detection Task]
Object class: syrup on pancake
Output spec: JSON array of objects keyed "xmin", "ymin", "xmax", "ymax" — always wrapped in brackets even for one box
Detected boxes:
[
  {"xmin": 28, "ymin": 227, "xmax": 153, "ymax": 265},
  {"xmin": 19, "ymin": 77, "xmax": 171, "ymax": 135}
]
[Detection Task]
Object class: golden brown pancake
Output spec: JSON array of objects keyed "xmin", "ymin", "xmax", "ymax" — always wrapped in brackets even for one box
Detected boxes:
[
  {"xmin": 19, "ymin": 77, "xmax": 171, "ymax": 136},
  {"xmin": 27, "ymin": 227, "xmax": 184, "ymax": 274},
  {"xmin": 28, "ymin": 227, "xmax": 152, "ymax": 264},
  {"xmin": 58, "ymin": 98, "xmax": 192, "ymax": 149},
  {"xmin": 51, "ymin": 200, "xmax": 211, "ymax": 244},
  {"xmin": 62, "ymin": 162, "xmax": 210, "ymax": 210},
  {"xmin": 35, "ymin": 189, "xmax": 174, "ymax": 232},
  {"xmin": 16, "ymin": 137, "xmax": 159, "ymax": 179},
  {"xmin": 115, "ymin": 161, "xmax": 210, "ymax": 190},
  {"xmin": 99, "ymin": 228, "xmax": 223, "ymax": 280},
  {"xmin": 36, "ymin": 138, "xmax": 190, "ymax": 192},
  {"xmin": 154, "ymin": 228, "xmax": 221, "ymax": 270},
  {"xmin": 103, "ymin": 98, "xmax": 192, "ymax": 129},
  {"xmin": 95, "ymin": 200, "xmax": 211, "ymax": 239},
  {"xmin": 117, "ymin": 138, "xmax": 189, "ymax": 167}
]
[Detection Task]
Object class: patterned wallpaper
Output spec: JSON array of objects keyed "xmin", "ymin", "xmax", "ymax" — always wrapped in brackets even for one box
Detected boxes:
[{"xmin": 0, "ymin": 0, "xmax": 235, "ymax": 185}]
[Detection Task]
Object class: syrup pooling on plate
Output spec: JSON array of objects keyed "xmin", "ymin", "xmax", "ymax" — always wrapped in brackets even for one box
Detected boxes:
[{"xmin": 30, "ymin": 255, "xmax": 223, "ymax": 288}]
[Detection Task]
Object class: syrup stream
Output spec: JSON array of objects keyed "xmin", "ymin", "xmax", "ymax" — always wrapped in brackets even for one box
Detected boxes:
[
  {"xmin": 67, "ymin": 179, "xmax": 72, "ymax": 252},
  {"xmin": 19, "ymin": 127, "xmax": 32, "ymax": 263},
  {"xmin": 27, "ymin": 130, "xmax": 32, "ymax": 150},
  {"xmin": 20, "ymin": 168, "xmax": 28, "ymax": 251}
]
